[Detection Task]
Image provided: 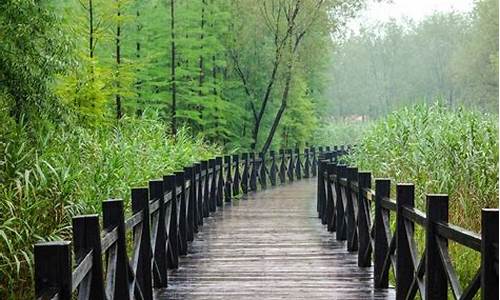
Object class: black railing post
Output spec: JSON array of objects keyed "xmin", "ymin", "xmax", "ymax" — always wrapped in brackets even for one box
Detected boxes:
[
  {"xmin": 295, "ymin": 148, "xmax": 302, "ymax": 179},
  {"xmin": 288, "ymin": 149, "xmax": 294, "ymax": 181},
  {"xmin": 150, "ymin": 179, "xmax": 168, "ymax": 286},
  {"xmin": 259, "ymin": 152, "xmax": 267, "ymax": 189},
  {"xmin": 304, "ymin": 148, "xmax": 310, "ymax": 178},
  {"xmin": 201, "ymin": 161, "xmax": 209, "ymax": 218},
  {"xmin": 481, "ymin": 208, "xmax": 499, "ymax": 299},
  {"xmin": 175, "ymin": 171, "xmax": 188, "ymax": 255},
  {"xmin": 357, "ymin": 171, "xmax": 372, "ymax": 267},
  {"xmin": 396, "ymin": 184, "xmax": 414, "ymax": 300},
  {"xmin": 72, "ymin": 214, "xmax": 105, "ymax": 299},
  {"xmin": 209, "ymin": 159, "xmax": 217, "ymax": 211},
  {"xmin": 374, "ymin": 179, "xmax": 390, "ymax": 288},
  {"xmin": 325, "ymin": 162, "xmax": 336, "ymax": 231},
  {"xmin": 194, "ymin": 163, "xmax": 204, "ymax": 225},
  {"xmin": 336, "ymin": 164, "xmax": 347, "ymax": 241},
  {"xmin": 270, "ymin": 150, "xmax": 277, "ymax": 186},
  {"xmin": 311, "ymin": 147, "xmax": 317, "ymax": 177},
  {"xmin": 184, "ymin": 166, "xmax": 195, "ymax": 241},
  {"xmin": 34, "ymin": 241, "xmax": 72, "ymax": 300},
  {"xmin": 250, "ymin": 153, "xmax": 257, "ymax": 191},
  {"xmin": 232, "ymin": 154, "xmax": 240, "ymax": 196},
  {"xmin": 425, "ymin": 194, "xmax": 448, "ymax": 300},
  {"xmin": 241, "ymin": 153, "xmax": 249, "ymax": 194},
  {"xmin": 216, "ymin": 156, "xmax": 224, "ymax": 206},
  {"xmin": 317, "ymin": 160, "xmax": 326, "ymax": 219},
  {"xmin": 224, "ymin": 155, "xmax": 232, "ymax": 202},
  {"xmin": 279, "ymin": 149, "xmax": 286, "ymax": 184},
  {"xmin": 131, "ymin": 188, "xmax": 153, "ymax": 300},
  {"xmin": 346, "ymin": 167, "xmax": 359, "ymax": 252},
  {"xmin": 164, "ymin": 174, "xmax": 179, "ymax": 269},
  {"xmin": 102, "ymin": 199, "xmax": 130, "ymax": 299}
]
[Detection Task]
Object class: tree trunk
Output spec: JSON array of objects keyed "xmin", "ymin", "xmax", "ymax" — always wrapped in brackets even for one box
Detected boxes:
[
  {"xmin": 170, "ymin": 0, "xmax": 177, "ymax": 135},
  {"xmin": 115, "ymin": 0, "xmax": 122, "ymax": 120}
]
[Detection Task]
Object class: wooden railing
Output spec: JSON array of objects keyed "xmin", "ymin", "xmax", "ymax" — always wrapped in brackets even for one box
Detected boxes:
[
  {"xmin": 317, "ymin": 150, "xmax": 499, "ymax": 300},
  {"xmin": 33, "ymin": 146, "xmax": 338, "ymax": 300}
]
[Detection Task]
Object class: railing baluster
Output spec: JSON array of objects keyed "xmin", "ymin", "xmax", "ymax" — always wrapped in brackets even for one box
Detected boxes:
[
  {"xmin": 311, "ymin": 147, "xmax": 317, "ymax": 177},
  {"xmin": 209, "ymin": 159, "xmax": 217, "ymax": 211},
  {"xmin": 288, "ymin": 149, "xmax": 294, "ymax": 182},
  {"xmin": 232, "ymin": 154, "xmax": 240, "ymax": 196},
  {"xmin": 259, "ymin": 152, "xmax": 267, "ymax": 189},
  {"xmin": 250, "ymin": 153, "xmax": 257, "ymax": 191},
  {"xmin": 241, "ymin": 153, "xmax": 249, "ymax": 194},
  {"xmin": 481, "ymin": 208, "xmax": 499, "ymax": 300},
  {"xmin": 270, "ymin": 150, "xmax": 277, "ymax": 186},
  {"xmin": 150, "ymin": 179, "xmax": 168, "ymax": 286},
  {"xmin": 396, "ymin": 184, "xmax": 414, "ymax": 300},
  {"xmin": 164, "ymin": 174, "xmax": 179, "ymax": 269},
  {"xmin": 216, "ymin": 156, "xmax": 224, "ymax": 207},
  {"xmin": 201, "ymin": 161, "xmax": 210, "ymax": 217},
  {"xmin": 102, "ymin": 199, "xmax": 130, "ymax": 299},
  {"xmin": 184, "ymin": 167, "xmax": 195, "ymax": 241},
  {"xmin": 336, "ymin": 164, "xmax": 347, "ymax": 240},
  {"xmin": 224, "ymin": 155, "xmax": 232, "ymax": 202},
  {"xmin": 72, "ymin": 214, "xmax": 105, "ymax": 299},
  {"xmin": 176, "ymin": 171, "xmax": 188, "ymax": 256},
  {"xmin": 132, "ymin": 188, "xmax": 153, "ymax": 300},
  {"xmin": 279, "ymin": 149, "xmax": 286, "ymax": 184},
  {"xmin": 374, "ymin": 179, "xmax": 391, "ymax": 289},
  {"xmin": 357, "ymin": 172, "xmax": 372, "ymax": 267},
  {"xmin": 295, "ymin": 148, "xmax": 302, "ymax": 179},
  {"xmin": 325, "ymin": 162, "xmax": 336, "ymax": 231},
  {"xmin": 34, "ymin": 241, "xmax": 72, "ymax": 300}
]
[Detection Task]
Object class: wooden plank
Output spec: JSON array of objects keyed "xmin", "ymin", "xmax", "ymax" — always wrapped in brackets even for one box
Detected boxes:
[{"xmin": 156, "ymin": 179, "xmax": 395, "ymax": 299}]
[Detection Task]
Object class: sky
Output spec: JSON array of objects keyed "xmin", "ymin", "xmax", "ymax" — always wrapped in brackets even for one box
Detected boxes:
[{"xmin": 348, "ymin": 0, "xmax": 475, "ymax": 32}]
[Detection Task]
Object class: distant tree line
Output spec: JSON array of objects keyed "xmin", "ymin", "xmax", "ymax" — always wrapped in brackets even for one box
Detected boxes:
[{"xmin": 325, "ymin": 0, "xmax": 499, "ymax": 118}]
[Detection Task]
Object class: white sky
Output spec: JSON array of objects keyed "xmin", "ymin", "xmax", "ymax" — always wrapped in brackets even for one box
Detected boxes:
[{"xmin": 348, "ymin": 0, "xmax": 475, "ymax": 32}]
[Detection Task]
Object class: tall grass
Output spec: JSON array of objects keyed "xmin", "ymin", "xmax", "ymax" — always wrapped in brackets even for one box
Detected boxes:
[
  {"xmin": 347, "ymin": 102, "xmax": 498, "ymax": 292},
  {"xmin": 0, "ymin": 114, "xmax": 219, "ymax": 299},
  {"xmin": 312, "ymin": 120, "xmax": 372, "ymax": 146}
]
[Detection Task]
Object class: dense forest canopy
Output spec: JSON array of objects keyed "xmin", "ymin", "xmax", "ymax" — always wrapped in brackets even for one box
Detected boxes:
[
  {"xmin": 1, "ymin": 0, "xmax": 364, "ymax": 152},
  {"xmin": 325, "ymin": 0, "xmax": 499, "ymax": 118}
]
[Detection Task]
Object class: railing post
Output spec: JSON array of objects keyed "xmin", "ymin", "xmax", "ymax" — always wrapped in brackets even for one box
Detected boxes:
[
  {"xmin": 336, "ymin": 164, "xmax": 347, "ymax": 240},
  {"xmin": 132, "ymin": 188, "xmax": 153, "ymax": 300},
  {"xmin": 396, "ymin": 184, "xmax": 414, "ymax": 300},
  {"xmin": 259, "ymin": 152, "xmax": 267, "ymax": 189},
  {"xmin": 72, "ymin": 215, "xmax": 105, "ymax": 299},
  {"xmin": 311, "ymin": 147, "xmax": 317, "ymax": 177},
  {"xmin": 346, "ymin": 167, "xmax": 358, "ymax": 252},
  {"xmin": 190, "ymin": 165, "xmax": 199, "ymax": 232},
  {"xmin": 325, "ymin": 162, "xmax": 336, "ymax": 232},
  {"xmin": 184, "ymin": 166, "xmax": 195, "ymax": 241},
  {"xmin": 425, "ymin": 194, "xmax": 449, "ymax": 300},
  {"xmin": 241, "ymin": 153, "xmax": 249, "ymax": 194},
  {"xmin": 374, "ymin": 179, "xmax": 390, "ymax": 288},
  {"xmin": 164, "ymin": 174, "xmax": 179, "ymax": 269},
  {"xmin": 175, "ymin": 171, "xmax": 188, "ymax": 256},
  {"xmin": 150, "ymin": 179, "xmax": 168, "ymax": 286},
  {"xmin": 295, "ymin": 148, "xmax": 302, "ymax": 179},
  {"xmin": 201, "ymin": 160, "xmax": 210, "ymax": 217},
  {"xmin": 209, "ymin": 159, "xmax": 217, "ymax": 211},
  {"xmin": 194, "ymin": 163, "xmax": 203, "ymax": 227},
  {"xmin": 288, "ymin": 149, "xmax": 294, "ymax": 182},
  {"xmin": 102, "ymin": 199, "xmax": 130, "ymax": 299},
  {"xmin": 317, "ymin": 160, "xmax": 326, "ymax": 219},
  {"xmin": 250, "ymin": 152, "xmax": 257, "ymax": 191},
  {"xmin": 34, "ymin": 241, "xmax": 72, "ymax": 300},
  {"xmin": 232, "ymin": 154, "xmax": 240, "ymax": 196},
  {"xmin": 270, "ymin": 150, "xmax": 277, "ymax": 186},
  {"xmin": 279, "ymin": 149, "xmax": 286, "ymax": 184},
  {"xmin": 224, "ymin": 155, "xmax": 232, "ymax": 202},
  {"xmin": 216, "ymin": 156, "xmax": 224, "ymax": 206},
  {"xmin": 304, "ymin": 148, "xmax": 310, "ymax": 178},
  {"xmin": 357, "ymin": 171, "xmax": 372, "ymax": 267},
  {"xmin": 481, "ymin": 208, "xmax": 499, "ymax": 299}
]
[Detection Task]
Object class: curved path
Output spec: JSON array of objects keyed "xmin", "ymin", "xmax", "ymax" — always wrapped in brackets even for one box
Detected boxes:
[{"xmin": 156, "ymin": 179, "xmax": 395, "ymax": 299}]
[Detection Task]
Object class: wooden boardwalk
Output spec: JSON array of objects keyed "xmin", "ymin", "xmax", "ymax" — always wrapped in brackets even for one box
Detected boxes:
[{"xmin": 157, "ymin": 179, "xmax": 395, "ymax": 299}]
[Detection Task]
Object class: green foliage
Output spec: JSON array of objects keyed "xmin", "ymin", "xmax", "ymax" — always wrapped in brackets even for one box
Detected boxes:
[
  {"xmin": 347, "ymin": 103, "xmax": 498, "ymax": 289},
  {"xmin": 0, "ymin": 113, "xmax": 219, "ymax": 298}
]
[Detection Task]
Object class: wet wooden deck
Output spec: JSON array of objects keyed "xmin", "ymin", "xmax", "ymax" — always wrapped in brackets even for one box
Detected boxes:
[{"xmin": 156, "ymin": 179, "xmax": 395, "ymax": 299}]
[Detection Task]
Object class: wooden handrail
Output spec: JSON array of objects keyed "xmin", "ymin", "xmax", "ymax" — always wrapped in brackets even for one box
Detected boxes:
[
  {"xmin": 316, "ymin": 153, "xmax": 499, "ymax": 300},
  {"xmin": 34, "ymin": 146, "xmax": 327, "ymax": 299}
]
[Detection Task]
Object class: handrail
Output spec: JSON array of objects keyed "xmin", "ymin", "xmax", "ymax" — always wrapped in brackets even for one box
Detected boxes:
[
  {"xmin": 33, "ymin": 146, "xmax": 329, "ymax": 300},
  {"xmin": 316, "ymin": 155, "xmax": 499, "ymax": 300}
]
